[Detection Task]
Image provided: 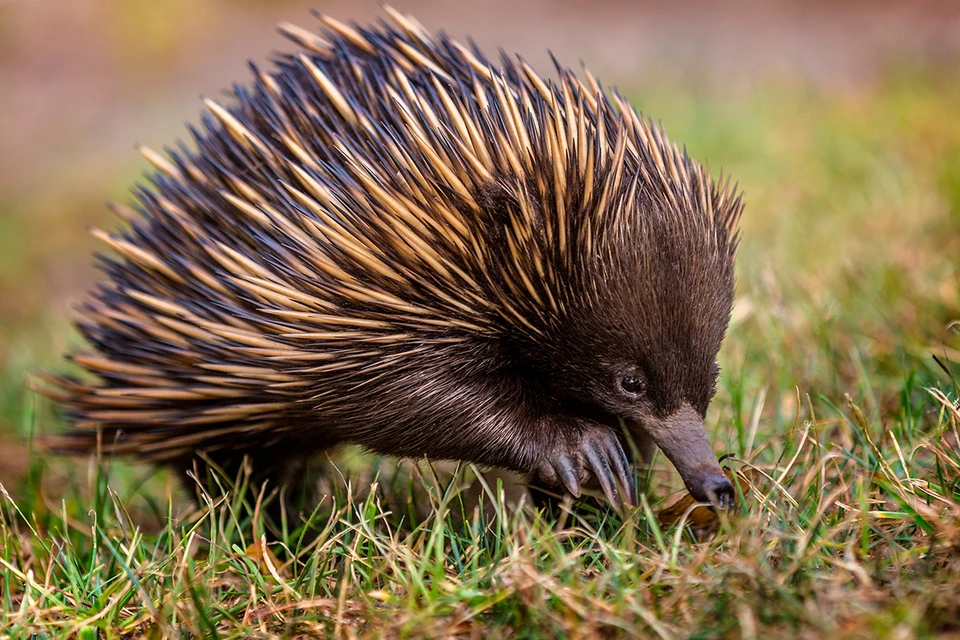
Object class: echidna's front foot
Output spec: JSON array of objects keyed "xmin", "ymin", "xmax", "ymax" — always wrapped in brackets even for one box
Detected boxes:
[{"xmin": 538, "ymin": 423, "xmax": 636, "ymax": 508}]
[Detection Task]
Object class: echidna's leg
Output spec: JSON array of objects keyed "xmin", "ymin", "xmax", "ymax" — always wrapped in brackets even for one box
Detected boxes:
[
  {"xmin": 530, "ymin": 423, "xmax": 652, "ymax": 513},
  {"xmin": 341, "ymin": 354, "xmax": 634, "ymax": 509},
  {"xmin": 535, "ymin": 420, "xmax": 637, "ymax": 508}
]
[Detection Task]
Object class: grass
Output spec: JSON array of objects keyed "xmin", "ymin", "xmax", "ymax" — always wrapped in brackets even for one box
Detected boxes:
[{"xmin": 2, "ymin": 70, "xmax": 960, "ymax": 637}]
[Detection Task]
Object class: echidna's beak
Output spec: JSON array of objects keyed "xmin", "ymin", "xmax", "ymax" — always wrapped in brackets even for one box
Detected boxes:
[{"xmin": 642, "ymin": 403, "xmax": 734, "ymax": 509}]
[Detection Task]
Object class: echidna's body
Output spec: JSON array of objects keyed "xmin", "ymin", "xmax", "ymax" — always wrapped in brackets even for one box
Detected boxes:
[{"xmin": 45, "ymin": 8, "xmax": 742, "ymax": 508}]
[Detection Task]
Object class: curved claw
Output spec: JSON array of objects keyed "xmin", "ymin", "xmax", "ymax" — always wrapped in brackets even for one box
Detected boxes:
[
  {"xmin": 537, "ymin": 423, "xmax": 637, "ymax": 508},
  {"xmin": 583, "ymin": 440, "xmax": 620, "ymax": 508},
  {"xmin": 553, "ymin": 453, "xmax": 581, "ymax": 498},
  {"xmin": 605, "ymin": 436, "xmax": 637, "ymax": 507}
]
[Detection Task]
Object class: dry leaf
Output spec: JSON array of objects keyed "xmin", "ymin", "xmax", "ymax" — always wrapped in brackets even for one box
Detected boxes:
[{"xmin": 245, "ymin": 540, "xmax": 283, "ymax": 573}]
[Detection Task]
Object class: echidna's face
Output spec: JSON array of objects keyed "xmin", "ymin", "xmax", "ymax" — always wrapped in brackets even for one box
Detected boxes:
[{"xmin": 536, "ymin": 200, "xmax": 738, "ymax": 506}]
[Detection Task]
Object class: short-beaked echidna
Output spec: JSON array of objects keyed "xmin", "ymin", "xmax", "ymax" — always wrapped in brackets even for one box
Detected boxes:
[{"xmin": 42, "ymin": 8, "xmax": 743, "ymax": 510}]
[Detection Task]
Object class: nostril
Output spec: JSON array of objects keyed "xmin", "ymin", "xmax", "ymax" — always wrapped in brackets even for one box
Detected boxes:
[{"xmin": 700, "ymin": 473, "xmax": 735, "ymax": 510}]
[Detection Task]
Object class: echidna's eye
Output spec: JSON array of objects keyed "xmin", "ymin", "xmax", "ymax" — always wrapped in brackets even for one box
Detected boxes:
[{"xmin": 620, "ymin": 375, "xmax": 643, "ymax": 396}]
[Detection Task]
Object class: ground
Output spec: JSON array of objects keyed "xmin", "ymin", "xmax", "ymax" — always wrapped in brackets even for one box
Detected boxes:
[{"xmin": 1, "ymin": 1, "xmax": 960, "ymax": 637}]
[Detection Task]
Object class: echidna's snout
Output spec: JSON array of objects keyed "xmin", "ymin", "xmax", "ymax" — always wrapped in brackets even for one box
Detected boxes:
[
  {"xmin": 692, "ymin": 471, "xmax": 735, "ymax": 510},
  {"xmin": 641, "ymin": 403, "xmax": 733, "ymax": 509}
]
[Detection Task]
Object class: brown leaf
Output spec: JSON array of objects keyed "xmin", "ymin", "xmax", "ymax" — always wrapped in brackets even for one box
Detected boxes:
[{"xmin": 245, "ymin": 540, "xmax": 283, "ymax": 574}]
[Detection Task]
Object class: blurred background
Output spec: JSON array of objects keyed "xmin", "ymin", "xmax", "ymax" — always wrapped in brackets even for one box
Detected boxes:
[{"xmin": 2, "ymin": 0, "xmax": 960, "ymax": 495}]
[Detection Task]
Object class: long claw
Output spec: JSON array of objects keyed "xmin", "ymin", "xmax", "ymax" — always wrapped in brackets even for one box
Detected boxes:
[
  {"xmin": 584, "ymin": 441, "xmax": 619, "ymax": 507},
  {"xmin": 553, "ymin": 453, "xmax": 581, "ymax": 498},
  {"xmin": 605, "ymin": 437, "xmax": 636, "ymax": 507}
]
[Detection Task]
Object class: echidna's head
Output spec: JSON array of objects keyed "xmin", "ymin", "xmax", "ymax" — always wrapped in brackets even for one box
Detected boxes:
[{"xmin": 517, "ymin": 177, "xmax": 741, "ymax": 507}]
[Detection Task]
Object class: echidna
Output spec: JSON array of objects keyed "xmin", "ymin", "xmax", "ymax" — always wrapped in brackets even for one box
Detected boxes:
[{"xmin": 41, "ymin": 8, "xmax": 743, "ymax": 511}]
